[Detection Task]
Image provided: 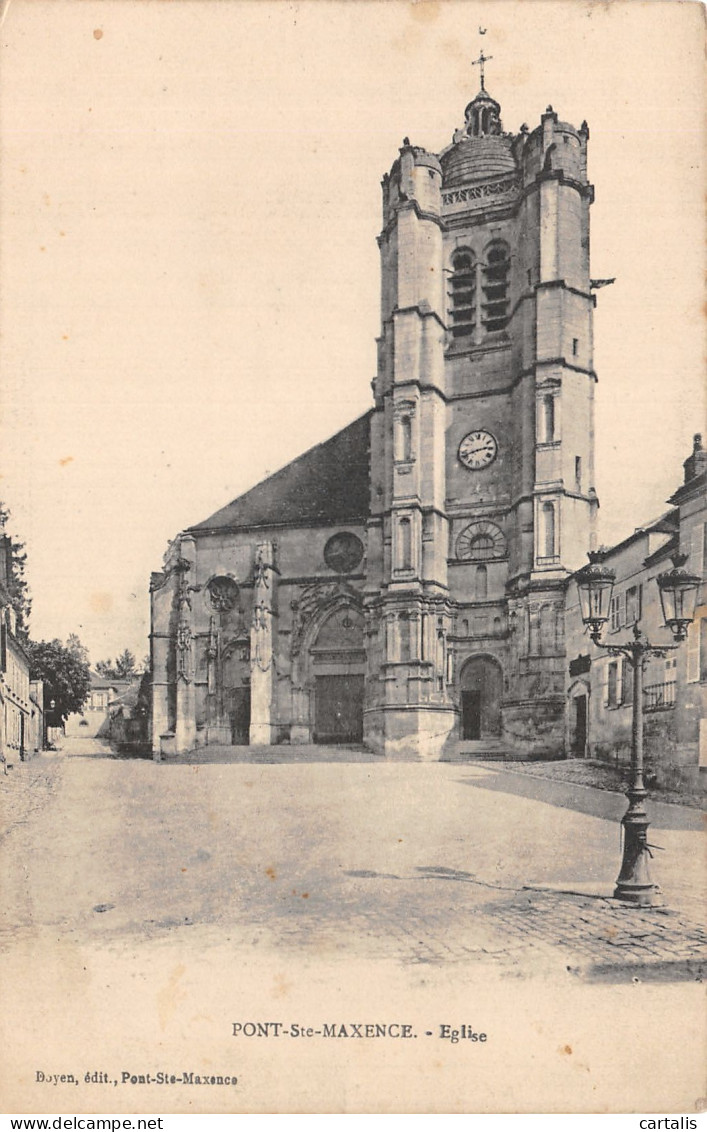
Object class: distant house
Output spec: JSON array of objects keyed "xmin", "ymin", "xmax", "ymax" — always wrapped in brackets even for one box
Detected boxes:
[
  {"xmin": 106, "ymin": 673, "xmax": 151, "ymax": 753},
  {"xmin": 0, "ymin": 534, "xmax": 32, "ymax": 767},
  {"xmin": 565, "ymin": 436, "xmax": 707, "ymax": 791},
  {"xmin": 64, "ymin": 672, "xmax": 132, "ymax": 740}
]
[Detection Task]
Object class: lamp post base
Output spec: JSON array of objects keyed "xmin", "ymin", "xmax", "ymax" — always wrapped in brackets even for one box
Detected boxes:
[
  {"xmin": 613, "ymin": 803, "xmax": 659, "ymax": 907},
  {"xmin": 613, "ymin": 879, "xmax": 660, "ymax": 907}
]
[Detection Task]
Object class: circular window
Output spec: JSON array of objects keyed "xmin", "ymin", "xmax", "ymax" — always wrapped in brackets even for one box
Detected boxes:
[
  {"xmin": 207, "ymin": 575, "xmax": 240, "ymax": 613},
  {"xmin": 324, "ymin": 532, "xmax": 364, "ymax": 574}
]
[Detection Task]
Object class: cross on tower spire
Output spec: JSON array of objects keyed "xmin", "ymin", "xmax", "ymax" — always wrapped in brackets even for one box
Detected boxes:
[{"xmin": 471, "ymin": 47, "xmax": 493, "ymax": 92}]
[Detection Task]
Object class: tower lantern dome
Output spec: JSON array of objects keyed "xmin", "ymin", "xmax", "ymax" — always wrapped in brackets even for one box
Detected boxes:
[{"xmin": 463, "ymin": 88, "xmax": 502, "ymax": 137}]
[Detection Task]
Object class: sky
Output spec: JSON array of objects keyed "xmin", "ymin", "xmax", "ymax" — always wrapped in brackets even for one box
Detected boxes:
[{"xmin": 0, "ymin": 0, "xmax": 704, "ymax": 666}]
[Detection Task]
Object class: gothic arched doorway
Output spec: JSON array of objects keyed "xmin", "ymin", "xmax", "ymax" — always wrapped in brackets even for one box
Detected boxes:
[
  {"xmin": 222, "ymin": 640, "xmax": 250, "ymax": 745},
  {"xmin": 311, "ymin": 604, "xmax": 365, "ymax": 744},
  {"xmin": 459, "ymin": 656, "xmax": 503, "ymax": 740}
]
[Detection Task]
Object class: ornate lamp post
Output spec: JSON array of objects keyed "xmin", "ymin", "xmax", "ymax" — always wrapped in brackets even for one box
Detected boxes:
[{"xmin": 575, "ymin": 550, "xmax": 700, "ymax": 906}]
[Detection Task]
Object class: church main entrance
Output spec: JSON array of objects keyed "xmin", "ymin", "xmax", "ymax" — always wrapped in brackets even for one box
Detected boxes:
[
  {"xmin": 314, "ymin": 675, "xmax": 364, "ymax": 744},
  {"xmin": 460, "ymin": 657, "xmax": 502, "ymax": 740},
  {"xmin": 308, "ymin": 603, "xmax": 366, "ymax": 745}
]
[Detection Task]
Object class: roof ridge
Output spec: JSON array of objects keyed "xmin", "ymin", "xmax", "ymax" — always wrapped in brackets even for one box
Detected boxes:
[{"xmin": 187, "ymin": 411, "xmax": 372, "ymax": 534}]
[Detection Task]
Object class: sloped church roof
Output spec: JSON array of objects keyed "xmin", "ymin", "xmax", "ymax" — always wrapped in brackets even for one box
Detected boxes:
[{"xmin": 188, "ymin": 412, "xmax": 372, "ymax": 534}]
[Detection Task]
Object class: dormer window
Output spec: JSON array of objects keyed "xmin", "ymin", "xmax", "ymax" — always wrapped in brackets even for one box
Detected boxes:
[
  {"xmin": 448, "ymin": 250, "xmax": 476, "ymax": 339},
  {"xmin": 482, "ymin": 242, "xmax": 510, "ymax": 332}
]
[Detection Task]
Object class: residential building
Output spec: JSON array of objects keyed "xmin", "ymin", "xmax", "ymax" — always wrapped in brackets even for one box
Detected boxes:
[{"xmin": 565, "ymin": 435, "xmax": 707, "ymax": 790}]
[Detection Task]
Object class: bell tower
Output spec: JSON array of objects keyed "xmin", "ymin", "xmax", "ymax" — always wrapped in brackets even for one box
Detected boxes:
[
  {"xmin": 364, "ymin": 140, "xmax": 457, "ymax": 759},
  {"xmin": 366, "ymin": 48, "xmax": 598, "ymax": 759}
]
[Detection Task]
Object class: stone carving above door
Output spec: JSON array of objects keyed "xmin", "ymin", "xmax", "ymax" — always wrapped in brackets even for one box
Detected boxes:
[{"xmin": 290, "ymin": 581, "xmax": 360, "ymax": 656}]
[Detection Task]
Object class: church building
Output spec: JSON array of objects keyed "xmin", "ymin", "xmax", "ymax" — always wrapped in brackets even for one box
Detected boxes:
[{"xmin": 150, "ymin": 68, "xmax": 600, "ymax": 760}]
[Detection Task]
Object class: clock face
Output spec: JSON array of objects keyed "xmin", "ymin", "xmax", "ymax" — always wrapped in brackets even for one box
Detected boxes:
[{"xmin": 458, "ymin": 429, "xmax": 498, "ymax": 470}]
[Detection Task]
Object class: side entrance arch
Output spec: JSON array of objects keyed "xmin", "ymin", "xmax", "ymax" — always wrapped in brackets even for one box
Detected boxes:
[
  {"xmin": 568, "ymin": 679, "xmax": 590, "ymax": 758},
  {"xmin": 459, "ymin": 656, "xmax": 503, "ymax": 740}
]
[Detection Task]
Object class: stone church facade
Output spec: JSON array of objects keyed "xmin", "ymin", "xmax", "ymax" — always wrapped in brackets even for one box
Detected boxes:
[{"xmin": 150, "ymin": 80, "xmax": 599, "ymax": 760}]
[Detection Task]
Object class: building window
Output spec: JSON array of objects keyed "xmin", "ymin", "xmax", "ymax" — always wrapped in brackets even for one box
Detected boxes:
[
  {"xmin": 607, "ymin": 660, "xmax": 619, "ymax": 708},
  {"xmin": 621, "ymin": 659, "xmax": 633, "ymax": 705},
  {"xmin": 575, "ymin": 456, "xmax": 582, "ymax": 490},
  {"xmin": 572, "ymin": 338, "xmax": 579, "ymax": 356},
  {"xmin": 461, "ymin": 618, "xmax": 469, "ymax": 637},
  {"xmin": 449, "ymin": 250, "xmax": 475, "ymax": 339},
  {"xmin": 538, "ymin": 395, "xmax": 555, "ymax": 444},
  {"xmin": 609, "ymin": 594, "xmax": 622, "ymax": 633},
  {"xmin": 481, "ymin": 242, "xmax": 510, "ymax": 332},
  {"xmin": 687, "ymin": 615, "xmax": 707, "ymax": 683},
  {"xmin": 625, "ymin": 584, "xmax": 641, "ymax": 626},
  {"xmin": 540, "ymin": 502, "xmax": 556, "ymax": 558},
  {"xmin": 399, "ymin": 517, "xmax": 412, "ymax": 571},
  {"xmin": 456, "ymin": 520, "xmax": 507, "ymax": 561},
  {"xmin": 474, "ymin": 565, "xmax": 488, "ymax": 601},
  {"xmin": 400, "ymin": 415, "xmax": 412, "ymax": 461},
  {"xmin": 399, "ymin": 615, "xmax": 411, "ymax": 663},
  {"xmin": 470, "ymin": 534, "xmax": 495, "ymax": 559}
]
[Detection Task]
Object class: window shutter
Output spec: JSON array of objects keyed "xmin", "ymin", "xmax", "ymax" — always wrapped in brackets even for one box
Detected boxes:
[
  {"xmin": 621, "ymin": 659, "xmax": 633, "ymax": 705},
  {"xmin": 686, "ymin": 618, "xmax": 700, "ymax": 683}
]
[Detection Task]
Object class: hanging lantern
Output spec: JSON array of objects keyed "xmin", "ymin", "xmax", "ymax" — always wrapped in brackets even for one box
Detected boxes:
[
  {"xmin": 575, "ymin": 551, "xmax": 616, "ymax": 643},
  {"xmin": 656, "ymin": 552, "xmax": 701, "ymax": 641}
]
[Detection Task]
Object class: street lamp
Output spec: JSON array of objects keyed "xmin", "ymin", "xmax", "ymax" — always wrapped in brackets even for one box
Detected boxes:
[{"xmin": 575, "ymin": 549, "xmax": 700, "ymax": 906}]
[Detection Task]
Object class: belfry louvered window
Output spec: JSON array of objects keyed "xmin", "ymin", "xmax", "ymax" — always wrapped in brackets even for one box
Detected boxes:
[
  {"xmin": 482, "ymin": 242, "xmax": 510, "ymax": 332},
  {"xmin": 449, "ymin": 250, "xmax": 476, "ymax": 339}
]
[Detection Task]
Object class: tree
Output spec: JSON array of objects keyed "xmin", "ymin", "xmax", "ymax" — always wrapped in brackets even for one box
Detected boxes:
[
  {"xmin": 0, "ymin": 502, "xmax": 31, "ymax": 638},
  {"xmin": 95, "ymin": 649, "xmax": 137, "ymax": 681},
  {"xmin": 114, "ymin": 648, "xmax": 137, "ymax": 679},
  {"xmin": 27, "ymin": 638, "xmax": 91, "ymax": 723},
  {"xmin": 66, "ymin": 633, "xmax": 90, "ymax": 666}
]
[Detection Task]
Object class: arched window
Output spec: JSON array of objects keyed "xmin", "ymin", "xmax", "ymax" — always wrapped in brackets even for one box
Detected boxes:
[
  {"xmin": 461, "ymin": 618, "xmax": 469, "ymax": 637},
  {"xmin": 449, "ymin": 250, "xmax": 476, "ymax": 339},
  {"xmin": 541, "ymin": 502, "xmax": 556, "ymax": 559},
  {"xmin": 470, "ymin": 534, "xmax": 495, "ymax": 560},
  {"xmin": 399, "ymin": 517, "xmax": 412, "ymax": 570},
  {"xmin": 482, "ymin": 242, "xmax": 510, "ymax": 332},
  {"xmin": 455, "ymin": 520, "xmax": 507, "ymax": 562},
  {"xmin": 474, "ymin": 565, "xmax": 488, "ymax": 601}
]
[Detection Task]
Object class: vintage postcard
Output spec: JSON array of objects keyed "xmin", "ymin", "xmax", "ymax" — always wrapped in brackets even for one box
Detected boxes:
[{"xmin": 0, "ymin": 0, "xmax": 705, "ymax": 1116}]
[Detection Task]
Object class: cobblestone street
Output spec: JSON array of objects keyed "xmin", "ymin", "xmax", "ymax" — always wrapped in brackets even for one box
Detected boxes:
[
  {"xmin": 2, "ymin": 744, "xmax": 706, "ymax": 1114},
  {"xmin": 1, "ymin": 747, "xmax": 705, "ymax": 979}
]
